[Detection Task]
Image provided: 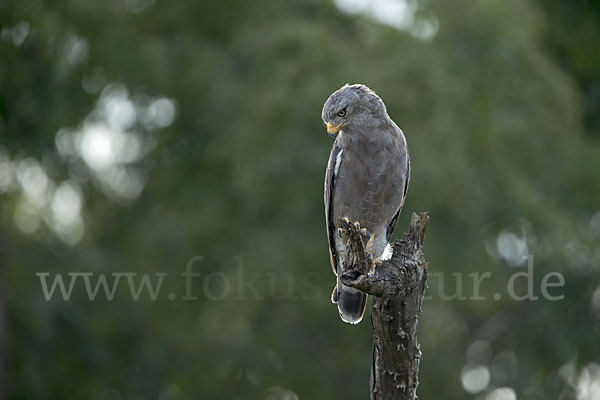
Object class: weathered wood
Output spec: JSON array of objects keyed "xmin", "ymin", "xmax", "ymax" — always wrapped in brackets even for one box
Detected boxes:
[
  {"xmin": 339, "ymin": 212, "xmax": 429, "ymax": 400},
  {"xmin": 0, "ymin": 238, "xmax": 5, "ymax": 400},
  {"xmin": 0, "ymin": 299, "xmax": 4, "ymax": 400}
]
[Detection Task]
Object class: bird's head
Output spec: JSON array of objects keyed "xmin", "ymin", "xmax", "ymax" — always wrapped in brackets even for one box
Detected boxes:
[{"xmin": 321, "ymin": 83, "xmax": 387, "ymax": 139}]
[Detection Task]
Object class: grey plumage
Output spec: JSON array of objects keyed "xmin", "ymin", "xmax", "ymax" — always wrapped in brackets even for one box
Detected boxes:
[{"xmin": 323, "ymin": 84, "xmax": 410, "ymax": 324}]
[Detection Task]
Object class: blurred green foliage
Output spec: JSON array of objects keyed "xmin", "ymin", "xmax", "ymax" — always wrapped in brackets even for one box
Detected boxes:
[{"xmin": 1, "ymin": 0, "xmax": 599, "ymax": 399}]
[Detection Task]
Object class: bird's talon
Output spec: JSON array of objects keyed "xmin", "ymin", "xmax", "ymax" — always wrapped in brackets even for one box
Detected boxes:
[
  {"xmin": 360, "ymin": 227, "xmax": 371, "ymax": 239},
  {"xmin": 366, "ymin": 253, "xmax": 377, "ymax": 269}
]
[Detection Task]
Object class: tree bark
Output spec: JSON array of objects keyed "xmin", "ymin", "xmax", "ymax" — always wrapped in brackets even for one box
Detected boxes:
[
  {"xmin": 0, "ymin": 298, "xmax": 4, "ymax": 400},
  {"xmin": 339, "ymin": 212, "xmax": 429, "ymax": 400},
  {"xmin": 0, "ymin": 236, "xmax": 5, "ymax": 400}
]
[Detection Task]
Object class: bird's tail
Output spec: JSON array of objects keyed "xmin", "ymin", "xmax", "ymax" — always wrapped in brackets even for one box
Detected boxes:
[{"xmin": 331, "ymin": 279, "xmax": 368, "ymax": 324}]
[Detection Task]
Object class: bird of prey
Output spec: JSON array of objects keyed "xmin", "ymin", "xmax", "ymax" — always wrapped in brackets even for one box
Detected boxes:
[{"xmin": 322, "ymin": 84, "xmax": 410, "ymax": 324}]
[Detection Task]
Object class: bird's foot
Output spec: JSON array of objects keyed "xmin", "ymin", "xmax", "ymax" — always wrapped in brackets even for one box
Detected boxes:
[
  {"xmin": 338, "ymin": 218, "xmax": 370, "ymax": 277},
  {"xmin": 366, "ymin": 253, "xmax": 376, "ymax": 269},
  {"xmin": 341, "ymin": 218, "xmax": 370, "ymax": 242},
  {"xmin": 360, "ymin": 227, "xmax": 371, "ymax": 242},
  {"xmin": 365, "ymin": 253, "xmax": 382, "ymax": 269}
]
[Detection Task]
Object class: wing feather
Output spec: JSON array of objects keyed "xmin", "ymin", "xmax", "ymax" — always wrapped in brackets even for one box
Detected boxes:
[
  {"xmin": 385, "ymin": 150, "xmax": 410, "ymax": 243},
  {"xmin": 325, "ymin": 144, "xmax": 342, "ymax": 276}
]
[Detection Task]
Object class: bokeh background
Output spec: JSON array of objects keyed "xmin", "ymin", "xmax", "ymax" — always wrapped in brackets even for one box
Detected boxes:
[{"xmin": 1, "ymin": 0, "xmax": 600, "ymax": 399}]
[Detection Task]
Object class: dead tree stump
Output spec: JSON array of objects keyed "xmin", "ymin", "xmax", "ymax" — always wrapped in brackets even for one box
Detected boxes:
[{"xmin": 339, "ymin": 212, "xmax": 429, "ymax": 400}]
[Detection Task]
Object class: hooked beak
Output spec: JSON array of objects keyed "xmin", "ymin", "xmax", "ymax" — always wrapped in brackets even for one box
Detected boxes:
[{"xmin": 326, "ymin": 122, "xmax": 344, "ymax": 139}]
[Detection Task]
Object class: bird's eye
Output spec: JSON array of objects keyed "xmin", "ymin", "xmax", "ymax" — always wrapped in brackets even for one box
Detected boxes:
[{"xmin": 337, "ymin": 109, "xmax": 347, "ymax": 118}]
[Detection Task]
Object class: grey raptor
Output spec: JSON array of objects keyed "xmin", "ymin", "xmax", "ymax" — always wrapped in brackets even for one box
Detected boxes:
[{"xmin": 322, "ymin": 84, "xmax": 410, "ymax": 324}]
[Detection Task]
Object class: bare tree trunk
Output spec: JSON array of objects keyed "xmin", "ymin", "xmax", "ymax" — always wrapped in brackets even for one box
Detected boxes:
[
  {"xmin": 339, "ymin": 212, "xmax": 429, "ymax": 400},
  {"xmin": 0, "ymin": 298, "xmax": 4, "ymax": 400},
  {"xmin": 0, "ymin": 241, "xmax": 5, "ymax": 400},
  {"xmin": 0, "ymin": 233, "xmax": 7, "ymax": 400}
]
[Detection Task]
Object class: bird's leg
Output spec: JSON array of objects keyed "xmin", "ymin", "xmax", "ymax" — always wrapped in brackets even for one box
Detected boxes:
[
  {"xmin": 360, "ymin": 227, "xmax": 371, "ymax": 242},
  {"xmin": 338, "ymin": 218, "xmax": 370, "ymax": 279},
  {"xmin": 366, "ymin": 253, "xmax": 377, "ymax": 271},
  {"xmin": 365, "ymin": 251, "xmax": 383, "ymax": 270},
  {"xmin": 360, "ymin": 229, "xmax": 380, "ymax": 272}
]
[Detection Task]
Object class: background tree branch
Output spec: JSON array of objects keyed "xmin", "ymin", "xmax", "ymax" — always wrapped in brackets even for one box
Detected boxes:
[{"xmin": 340, "ymin": 213, "xmax": 429, "ymax": 400}]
